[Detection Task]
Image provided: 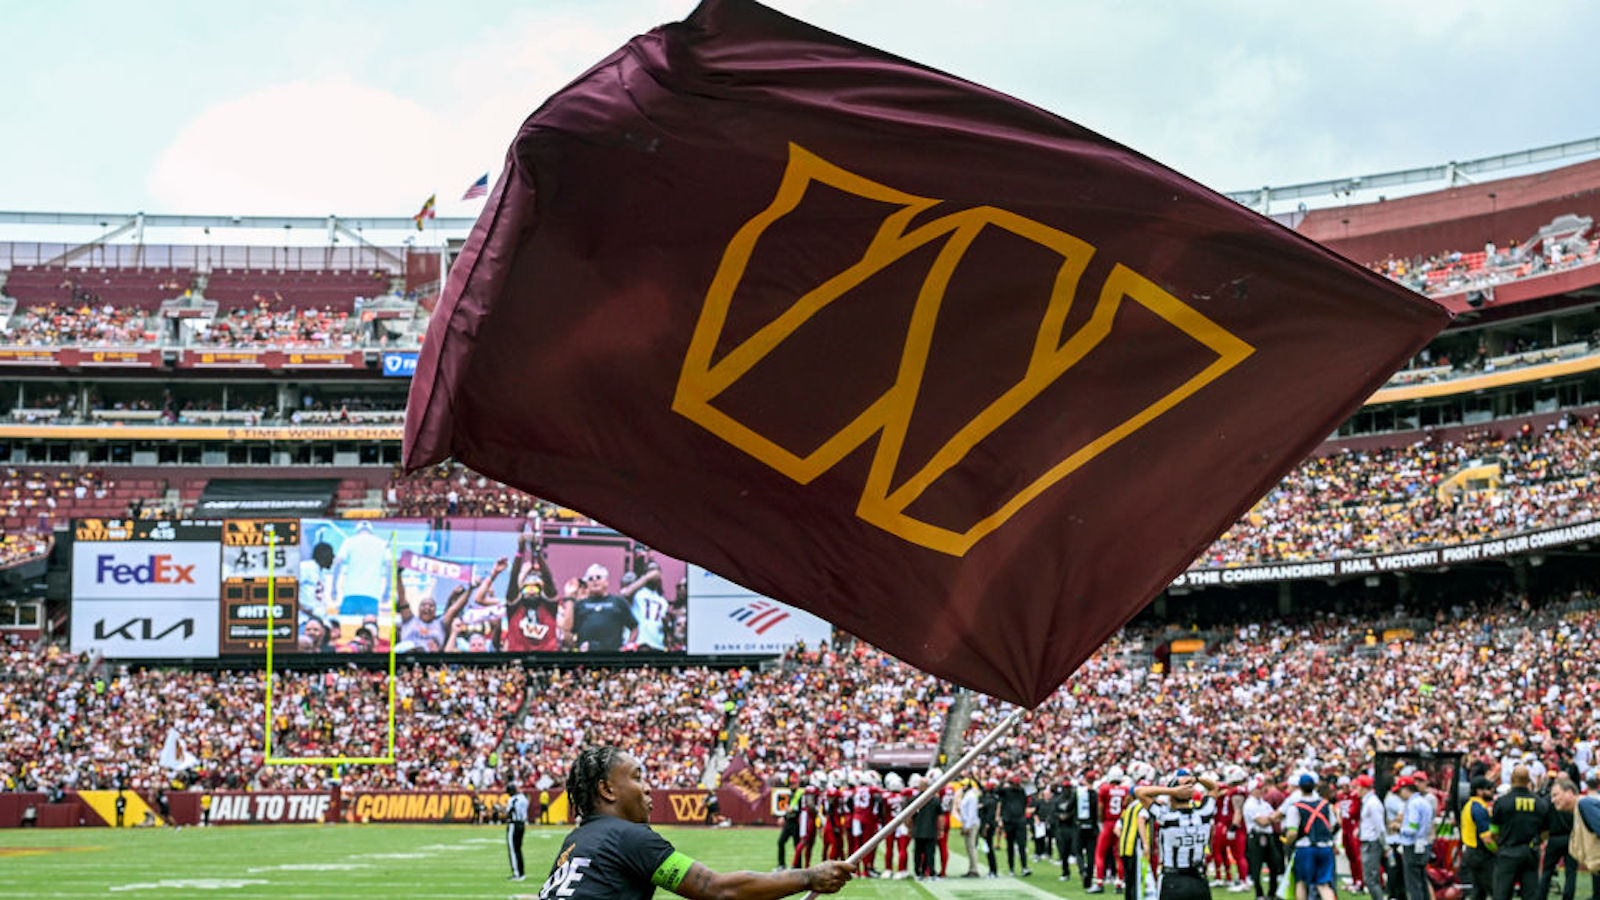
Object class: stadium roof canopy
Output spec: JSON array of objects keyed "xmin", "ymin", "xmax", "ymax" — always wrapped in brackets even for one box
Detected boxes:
[{"xmin": 0, "ymin": 135, "xmax": 1596, "ymax": 249}]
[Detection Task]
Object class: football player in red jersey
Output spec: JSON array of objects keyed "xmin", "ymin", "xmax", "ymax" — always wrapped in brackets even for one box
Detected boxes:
[
  {"xmin": 793, "ymin": 775, "xmax": 822, "ymax": 869},
  {"xmin": 1092, "ymin": 767, "xmax": 1130, "ymax": 892},
  {"xmin": 1338, "ymin": 775, "xmax": 1364, "ymax": 893},
  {"xmin": 821, "ymin": 771, "xmax": 845, "ymax": 861},
  {"xmin": 1211, "ymin": 766, "xmax": 1246, "ymax": 888},
  {"xmin": 881, "ymin": 773, "xmax": 911, "ymax": 877},
  {"xmin": 936, "ymin": 771, "xmax": 954, "ymax": 877},
  {"xmin": 848, "ymin": 771, "xmax": 882, "ymax": 877}
]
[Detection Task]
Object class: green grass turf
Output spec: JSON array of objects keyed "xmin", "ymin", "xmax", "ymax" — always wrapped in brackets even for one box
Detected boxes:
[{"xmin": 0, "ymin": 823, "xmax": 1383, "ymax": 899}]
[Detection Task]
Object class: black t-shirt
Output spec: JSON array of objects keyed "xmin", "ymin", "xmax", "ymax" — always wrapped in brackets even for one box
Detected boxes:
[
  {"xmin": 538, "ymin": 814, "xmax": 685, "ymax": 900},
  {"xmin": 978, "ymin": 792, "xmax": 998, "ymax": 826},
  {"xmin": 998, "ymin": 784, "xmax": 1028, "ymax": 821},
  {"xmin": 573, "ymin": 594, "xmax": 638, "ymax": 651},
  {"xmin": 1491, "ymin": 788, "xmax": 1552, "ymax": 849}
]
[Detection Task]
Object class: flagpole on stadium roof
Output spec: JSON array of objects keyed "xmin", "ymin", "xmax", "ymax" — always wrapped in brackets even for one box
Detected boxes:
[{"xmin": 800, "ymin": 705, "xmax": 1026, "ymax": 900}]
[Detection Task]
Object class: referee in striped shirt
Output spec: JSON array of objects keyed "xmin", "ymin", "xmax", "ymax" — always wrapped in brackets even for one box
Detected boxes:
[
  {"xmin": 507, "ymin": 785, "xmax": 530, "ymax": 881},
  {"xmin": 1136, "ymin": 769, "xmax": 1221, "ymax": 900}
]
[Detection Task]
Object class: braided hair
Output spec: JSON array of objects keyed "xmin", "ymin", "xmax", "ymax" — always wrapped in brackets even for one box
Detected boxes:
[{"xmin": 566, "ymin": 746, "xmax": 623, "ymax": 821}]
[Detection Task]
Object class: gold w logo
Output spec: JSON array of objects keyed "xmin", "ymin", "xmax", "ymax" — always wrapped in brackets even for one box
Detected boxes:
[
  {"xmin": 668, "ymin": 794, "xmax": 707, "ymax": 821},
  {"xmin": 674, "ymin": 143, "xmax": 1254, "ymax": 556}
]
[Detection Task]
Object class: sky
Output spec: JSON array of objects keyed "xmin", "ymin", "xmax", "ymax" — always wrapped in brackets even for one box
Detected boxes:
[{"xmin": 3, "ymin": 0, "xmax": 1598, "ymax": 221}]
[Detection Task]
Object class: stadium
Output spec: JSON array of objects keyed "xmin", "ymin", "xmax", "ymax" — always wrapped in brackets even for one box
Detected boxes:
[{"xmin": 6, "ymin": 4, "xmax": 1600, "ymax": 900}]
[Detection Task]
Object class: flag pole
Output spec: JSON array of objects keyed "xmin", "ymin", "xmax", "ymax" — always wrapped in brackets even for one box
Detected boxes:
[{"xmin": 801, "ymin": 704, "xmax": 1025, "ymax": 899}]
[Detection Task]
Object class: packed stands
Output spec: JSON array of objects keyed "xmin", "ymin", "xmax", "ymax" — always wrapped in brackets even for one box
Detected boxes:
[
  {"xmin": 189, "ymin": 306, "xmax": 359, "ymax": 349},
  {"xmin": 1371, "ymin": 229, "xmax": 1599, "ymax": 297},
  {"xmin": 2, "ymin": 303, "xmax": 157, "ymax": 346},
  {"xmin": 1200, "ymin": 414, "xmax": 1600, "ymax": 566},
  {"xmin": 387, "ymin": 420, "xmax": 1600, "ymax": 568},
  {"xmin": 3, "ymin": 584, "xmax": 1595, "ymax": 796},
  {"xmin": 962, "ymin": 586, "xmax": 1600, "ymax": 788}
]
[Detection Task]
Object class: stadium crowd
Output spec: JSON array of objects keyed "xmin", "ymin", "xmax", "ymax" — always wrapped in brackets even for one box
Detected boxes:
[
  {"xmin": 1196, "ymin": 414, "xmax": 1600, "ymax": 566},
  {"xmin": 4, "ymin": 582, "xmax": 1596, "ymax": 805},
  {"xmin": 382, "ymin": 419, "xmax": 1600, "ymax": 568},
  {"xmin": 190, "ymin": 307, "xmax": 357, "ymax": 349},
  {"xmin": 1372, "ymin": 234, "xmax": 1599, "ymax": 296},
  {"xmin": 2, "ymin": 303, "xmax": 154, "ymax": 346}
]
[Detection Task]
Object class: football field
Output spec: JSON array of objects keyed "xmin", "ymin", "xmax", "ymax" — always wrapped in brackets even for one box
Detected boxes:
[{"xmin": 0, "ymin": 823, "xmax": 1378, "ymax": 899}]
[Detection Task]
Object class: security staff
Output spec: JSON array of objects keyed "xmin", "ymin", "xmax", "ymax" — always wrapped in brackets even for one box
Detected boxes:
[
  {"xmin": 542, "ymin": 746, "xmax": 853, "ymax": 899},
  {"xmin": 1115, "ymin": 793, "xmax": 1148, "ymax": 900},
  {"xmin": 508, "ymin": 784, "xmax": 530, "ymax": 881},
  {"xmin": 1460, "ymin": 777, "xmax": 1497, "ymax": 900},
  {"xmin": 1136, "ymin": 769, "xmax": 1220, "ymax": 900},
  {"xmin": 1490, "ymin": 766, "xmax": 1551, "ymax": 900}
]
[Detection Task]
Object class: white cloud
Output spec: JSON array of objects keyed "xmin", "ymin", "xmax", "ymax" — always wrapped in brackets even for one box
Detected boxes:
[{"xmin": 148, "ymin": 78, "xmax": 448, "ymax": 215}]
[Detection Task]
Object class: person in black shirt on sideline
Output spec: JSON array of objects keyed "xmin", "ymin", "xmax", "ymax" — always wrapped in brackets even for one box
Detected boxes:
[
  {"xmin": 998, "ymin": 777, "xmax": 1033, "ymax": 877},
  {"xmin": 977, "ymin": 782, "xmax": 1001, "ymax": 878},
  {"xmin": 538, "ymin": 747, "xmax": 852, "ymax": 900},
  {"xmin": 1535, "ymin": 778, "xmax": 1578, "ymax": 900},
  {"xmin": 1490, "ymin": 766, "xmax": 1552, "ymax": 900}
]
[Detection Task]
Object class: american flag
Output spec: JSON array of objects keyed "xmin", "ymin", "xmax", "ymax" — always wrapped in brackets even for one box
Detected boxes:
[{"xmin": 460, "ymin": 173, "xmax": 490, "ymax": 200}]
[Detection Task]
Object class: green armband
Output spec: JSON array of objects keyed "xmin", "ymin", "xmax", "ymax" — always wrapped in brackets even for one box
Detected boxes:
[{"xmin": 652, "ymin": 851, "xmax": 697, "ymax": 890}]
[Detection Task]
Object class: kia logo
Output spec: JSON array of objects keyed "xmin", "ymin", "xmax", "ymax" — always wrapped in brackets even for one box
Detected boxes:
[{"xmin": 94, "ymin": 617, "xmax": 196, "ymax": 641}]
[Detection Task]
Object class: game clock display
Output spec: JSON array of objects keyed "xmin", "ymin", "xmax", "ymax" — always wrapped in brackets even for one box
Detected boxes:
[{"xmin": 220, "ymin": 519, "xmax": 301, "ymax": 653}]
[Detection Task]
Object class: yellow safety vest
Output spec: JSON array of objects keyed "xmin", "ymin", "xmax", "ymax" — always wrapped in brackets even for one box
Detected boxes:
[
  {"xmin": 1461, "ymin": 797, "xmax": 1489, "ymax": 849},
  {"xmin": 1118, "ymin": 799, "xmax": 1145, "ymax": 857}
]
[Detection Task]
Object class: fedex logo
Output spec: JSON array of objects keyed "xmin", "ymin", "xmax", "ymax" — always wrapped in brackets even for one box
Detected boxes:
[
  {"xmin": 74, "ymin": 541, "xmax": 220, "ymax": 600},
  {"xmin": 96, "ymin": 554, "xmax": 196, "ymax": 585}
]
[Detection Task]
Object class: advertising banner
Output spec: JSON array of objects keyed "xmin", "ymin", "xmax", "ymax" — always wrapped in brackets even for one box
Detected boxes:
[
  {"xmin": 686, "ymin": 565, "xmax": 832, "ymax": 655},
  {"xmin": 182, "ymin": 350, "xmax": 267, "ymax": 369},
  {"xmin": 61, "ymin": 348, "xmax": 163, "ymax": 368},
  {"xmin": 70, "ymin": 598, "xmax": 219, "ymax": 658},
  {"xmin": 194, "ymin": 479, "xmax": 337, "ymax": 516},
  {"xmin": 345, "ymin": 791, "xmax": 507, "ymax": 823},
  {"xmin": 281, "ymin": 350, "xmax": 364, "ymax": 369},
  {"xmin": 71, "ymin": 540, "xmax": 222, "ymax": 601},
  {"xmin": 201, "ymin": 791, "xmax": 333, "ymax": 825},
  {"xmin": 71, "ymin": 519, "xmax": 222, "ymax": 659},
  {"xmin": 0, "ymin": 347, "xmax": 61, "ymax": 366},
  {"xmin": 648, "ymin": 788, "xmax": 775, "ymax": 826},
  {"xmin": 381, "ymin": 351, "xmax": 418, "ymax": 377},
  {"xmin": 1174, "ymin": 518, "xmax": 1600, "ymax": 587}
]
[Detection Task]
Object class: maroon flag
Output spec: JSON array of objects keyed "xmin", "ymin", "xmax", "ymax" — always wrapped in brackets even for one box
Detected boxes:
[{"xmin": 405, "ymin": 0, "xmax": 1448, "ymax": 706}]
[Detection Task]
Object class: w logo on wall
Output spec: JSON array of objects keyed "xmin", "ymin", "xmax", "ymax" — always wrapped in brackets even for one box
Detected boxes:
[
  {"xmin": 667, "ymin": 794, "xmax": 708, "ymax": 822},
  {"xmin": 728, "ymin": 600, "xmax": 791, "ymax": 635}
]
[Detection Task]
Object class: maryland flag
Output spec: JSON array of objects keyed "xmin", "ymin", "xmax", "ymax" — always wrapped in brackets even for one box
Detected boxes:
[
  {"xmin": 404, "ymin": 0, "xmax": 1449, "ymax": 705},
  {"xmin": 412, "ymin": 194, "xmax": 436, "ymax": 231}
]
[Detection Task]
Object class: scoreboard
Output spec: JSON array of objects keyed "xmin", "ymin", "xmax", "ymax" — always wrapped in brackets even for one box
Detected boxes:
[{"xmin": 220, "ymin": 519, "xmax": 301, "ymax": 654}]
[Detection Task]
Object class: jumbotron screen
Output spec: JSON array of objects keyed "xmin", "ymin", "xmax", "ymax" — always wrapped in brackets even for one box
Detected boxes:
[{"xmin": 67, "ymin": 517, "xmax": 742, "ymax": 658}]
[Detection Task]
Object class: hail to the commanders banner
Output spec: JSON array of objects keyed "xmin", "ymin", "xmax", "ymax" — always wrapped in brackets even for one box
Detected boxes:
[{"xmin": 404, "ymin": 0, "xmax": 1449, "ymax": 706}]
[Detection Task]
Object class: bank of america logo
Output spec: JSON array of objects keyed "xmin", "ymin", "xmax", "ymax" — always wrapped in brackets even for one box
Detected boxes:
[{"xmin": 729, "ymin": 600, "xmax": 791, "ymax": 635}]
